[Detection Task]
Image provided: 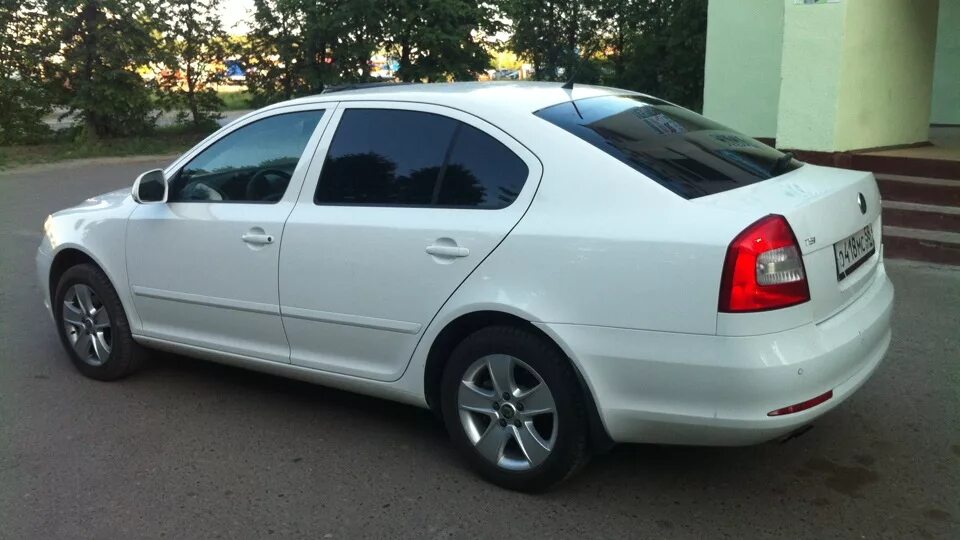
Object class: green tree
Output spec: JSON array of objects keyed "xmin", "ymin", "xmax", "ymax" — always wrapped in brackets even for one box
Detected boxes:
[
  {"xmin": 382, "ymin": 0, "xmax": 497, "ymax": 82},
  {"xmin": 245, "ymin": 0, "xmax": 305, "ymax": 105},
  {"xmin": 155, "ymin": 0, "xmax": 227, "ymax": 129},
  {"xmin": 245, "ymin": 0, "xmax": 382, "ymax": 105},
  {"xmin": 602, "ymin": 0, "xmax": 707, "ymax": 110},
  {"xmin": 502, "ymin": 0, "xmax": 602, "ymax": 81},
  {"xmin": 45, "ymin": 0, "xmax": 161, "ymax": 139},
  {"xmin": 0, "ymin": 0, "xmax": 54, "ymax": 144}
]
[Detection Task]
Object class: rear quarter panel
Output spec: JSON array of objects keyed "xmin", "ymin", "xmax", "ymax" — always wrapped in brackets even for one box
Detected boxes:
[{"xmin": 425, "ymin": 118, "xmax": 749, "ymax": 335}]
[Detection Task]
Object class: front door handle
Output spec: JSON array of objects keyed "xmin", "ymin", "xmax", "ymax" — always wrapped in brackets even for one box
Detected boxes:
[
  {"xmin": 242, "ymin": 232, "xmax": 275, "ymax": 245},
  {"xmin": 425, "ymin": 245, "xmax": 469, "ymax": 258}
]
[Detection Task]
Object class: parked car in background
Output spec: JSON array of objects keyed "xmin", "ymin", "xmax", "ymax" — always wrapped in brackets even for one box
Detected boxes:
[{"xmin": 36, "ymin": 82, "xmax": 893, "ymax": 491}]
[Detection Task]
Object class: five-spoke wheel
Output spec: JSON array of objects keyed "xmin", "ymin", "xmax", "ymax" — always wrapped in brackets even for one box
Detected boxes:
[
  {"xmin": 458, "ymin": 354, "xmax": 558, "ymax": 471},
  {"xmin": 441, "ymin": 326, "xmax": 590, "ymax": 492},
  {"xmin": 61, "ymin": 283, "xmax": 112, "ymax": 366},
  {"xmin": 54, "ymin": 263, "xmax": 144, "ymax": 380}
]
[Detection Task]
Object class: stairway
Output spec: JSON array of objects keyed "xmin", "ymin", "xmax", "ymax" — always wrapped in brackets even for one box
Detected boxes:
[{"xmin": 874, "ymin": 174, "xmax": 960, "ymax": 266}]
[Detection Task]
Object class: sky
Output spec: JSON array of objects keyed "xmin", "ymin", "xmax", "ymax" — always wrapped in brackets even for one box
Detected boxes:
[{"xmin": 220, "ymin": 0, "xmax": 254, "ymax": 34}]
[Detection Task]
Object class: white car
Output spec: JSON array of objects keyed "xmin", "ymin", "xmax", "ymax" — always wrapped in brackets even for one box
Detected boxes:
[{"xmin": 37, "ymin": 82, "xmax": 893, "ymax": 491}]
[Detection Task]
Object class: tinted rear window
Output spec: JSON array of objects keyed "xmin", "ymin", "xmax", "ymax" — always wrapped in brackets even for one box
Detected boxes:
[
  {"xmin": 534, "ymin": 95, "xmax": 801, "ymax": 199},
  {"xmin": 315, "ymin": 109, "xmax": 528, "ymax": 209}
]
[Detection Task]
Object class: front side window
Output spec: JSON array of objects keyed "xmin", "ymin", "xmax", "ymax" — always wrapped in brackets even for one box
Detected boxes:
[
  {"xmin": 169, "ymin": 110, "xmax": 324, "ymax": 203},
  {"xmin": 534, "ymin": 96, "xmax": 801, "ymax": 199},
  {"xmin": 315, "ymin": 109, "xmax": 529, "ymax": 209}
]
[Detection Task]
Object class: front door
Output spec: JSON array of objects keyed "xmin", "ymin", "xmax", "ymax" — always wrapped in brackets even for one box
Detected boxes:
[
  {"xmin": 127, "ymin": 107, "xmax": 330, "ymax": 362},
  {"xmin": 279, "ymin": 102, "xmax": 542, "ymax": 380}
]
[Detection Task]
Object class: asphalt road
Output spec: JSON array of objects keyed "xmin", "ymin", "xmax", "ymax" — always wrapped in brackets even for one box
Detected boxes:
[{"xmin": 1, "ymin": 158, "xmax": 958, "ymax": 539}]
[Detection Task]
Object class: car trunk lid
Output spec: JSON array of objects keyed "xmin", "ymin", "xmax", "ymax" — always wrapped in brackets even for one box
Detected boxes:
[{"xmin": 697, "ymin": 164, "xmax": 883, "ymax": 322}]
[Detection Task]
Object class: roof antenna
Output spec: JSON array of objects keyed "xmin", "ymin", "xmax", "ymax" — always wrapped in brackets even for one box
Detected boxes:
[
  {"xmin": 561, "ymin": 60, "xmax": 581, "ymax": 118},
  {"xmin": 561, "ymin": 52, "xmax": 577, "ymax": 90}
]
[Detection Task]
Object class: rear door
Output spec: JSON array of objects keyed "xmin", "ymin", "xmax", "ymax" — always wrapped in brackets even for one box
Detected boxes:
[{"xmin": 279, "ymin": 102, "xmax": 542, "ymax": 381}]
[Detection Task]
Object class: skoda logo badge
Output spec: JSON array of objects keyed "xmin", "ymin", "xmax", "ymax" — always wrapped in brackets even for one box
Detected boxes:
[{"xmin": 857, "ymin": 193, "xmax": 867, "ymax": 215}]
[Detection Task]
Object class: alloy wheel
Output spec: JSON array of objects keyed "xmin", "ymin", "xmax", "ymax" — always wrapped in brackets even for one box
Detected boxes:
[
  {"xmin": 61, "ymin": 283, "xmax": 112, "ymax": 366},
  {"xmin": 457, "ymin": 354, "xmax": 558, "ymax": 471}
]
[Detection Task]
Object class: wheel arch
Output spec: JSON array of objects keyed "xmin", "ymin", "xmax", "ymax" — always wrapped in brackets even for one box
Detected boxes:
[
  {"xmin": 49, "ymin": 247, "xmax": 103, "ymax": 301},
  {"xmin": 47, "ymin": 245, "xmax": 139, "ymax": 331},
  {"xmin": 423, "ymin": 309, "xmax": 614, "ymax": 452}
]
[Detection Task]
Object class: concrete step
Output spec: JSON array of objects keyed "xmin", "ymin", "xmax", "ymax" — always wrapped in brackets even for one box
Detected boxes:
[
  {"xmin": 882, "ymin": 201, "xmax": 960, "ymax": 233},
  {"xmin": 876, "ymin": 174, "xmax": 960, "ymax": 207},
  {"xmin": 850, "ymin": 153, "xmax": 960, "ymax": 180},
  {"xmin": 883, "ymin": 225, "xmax": 960, "ymax": 266}
]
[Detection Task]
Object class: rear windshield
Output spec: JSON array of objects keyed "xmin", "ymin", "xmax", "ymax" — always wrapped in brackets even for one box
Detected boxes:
[{"xmin": 534, "ymin": 95, "xmax": 802, "ymax": 199}]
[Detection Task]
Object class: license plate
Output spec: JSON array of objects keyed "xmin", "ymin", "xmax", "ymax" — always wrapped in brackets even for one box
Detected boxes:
[{"xmin": 834, "ymin": 225, "xmax": 876, "ymax": 281}]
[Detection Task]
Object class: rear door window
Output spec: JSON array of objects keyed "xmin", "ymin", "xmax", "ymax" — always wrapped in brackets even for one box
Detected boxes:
[
  {"xmin": 534, "ymin": 95, "xmax": 801, "ymax": 199},
  {"xmin": 315, "ymin": 108, "xmax": 528, "ymax": 209}
]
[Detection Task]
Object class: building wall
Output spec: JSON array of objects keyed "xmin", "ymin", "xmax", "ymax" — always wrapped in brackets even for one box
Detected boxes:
[
  {"xmin": 932, "ymin": 0, "xmax": 960, "ymax": 125},
  {"xmin": 702, "ymin": 0, "xmax": 784, "ymax": 138},
  {"xmin": 775, "ymin": 0, "xmax": 848, "ymax": 151},
  {"xmin": 833, "ymin": 0, "xmax": 940, "ymax": 150}
]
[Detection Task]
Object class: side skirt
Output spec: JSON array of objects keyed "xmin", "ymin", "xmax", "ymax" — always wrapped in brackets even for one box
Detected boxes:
[{"xmin": 133, "ymin": 335, "xmax": 428, "ymax": 409}]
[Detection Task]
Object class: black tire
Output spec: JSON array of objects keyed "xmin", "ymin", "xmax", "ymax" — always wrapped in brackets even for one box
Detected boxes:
[
  {"xmin": 440, "ymin": 325, "xmax": 590, "ymax": 492},
  {"xmin": 53, "ymin": 263, "xmax": 145, "ymax": 381}
]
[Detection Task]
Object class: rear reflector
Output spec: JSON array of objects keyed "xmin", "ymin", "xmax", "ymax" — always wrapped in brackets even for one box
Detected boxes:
[{"xmin": 767, "ymin": 390, "xmax": 833, "ymax": 417}]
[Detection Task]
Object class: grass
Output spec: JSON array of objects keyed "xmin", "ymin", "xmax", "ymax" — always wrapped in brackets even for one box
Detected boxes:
[
  {"xmin": 218, "ymin": 87, "xmax": 252, "ymax": 111},
  {"xmin": 0, "ymin": 126, "xmax": 212, "ymax": 171}
]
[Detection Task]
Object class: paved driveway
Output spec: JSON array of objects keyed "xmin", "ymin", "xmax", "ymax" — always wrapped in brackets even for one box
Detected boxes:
[{"xmin": 0, "ymin": 158, "xmax": 957, "ymax": 539}]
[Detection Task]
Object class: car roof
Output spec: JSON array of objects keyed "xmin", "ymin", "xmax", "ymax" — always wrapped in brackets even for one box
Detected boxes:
[{"xmin": 272, "ymin": 81, "xmax": 642, "ymax": 116}]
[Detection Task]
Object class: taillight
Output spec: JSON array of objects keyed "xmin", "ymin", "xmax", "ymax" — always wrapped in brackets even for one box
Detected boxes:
[{"xmin": 719, "ymin": 214, "xmax": 810, "ymax": 313}]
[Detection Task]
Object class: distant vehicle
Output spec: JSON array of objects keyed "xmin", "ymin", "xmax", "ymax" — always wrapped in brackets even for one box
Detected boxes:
[
  {"xmin": 224, "ymin": 60, "xmax": 245, "ymax": 84},
  {"xmin": 492, "ymin": 69, "xmax": 519, "ymax": 80},
  {"xmin": 37, "ymin": 82, "xmax": 893, "ymax": 491}
]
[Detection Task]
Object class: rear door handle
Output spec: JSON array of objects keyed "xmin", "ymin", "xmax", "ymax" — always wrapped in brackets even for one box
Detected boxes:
[
  {"xmin": 425, "ymin": 245, "xmax": 469, "ymax": 258},
  {"xmin": 241, "ymin": 232, "xmax": 275, "ymax": 245}
]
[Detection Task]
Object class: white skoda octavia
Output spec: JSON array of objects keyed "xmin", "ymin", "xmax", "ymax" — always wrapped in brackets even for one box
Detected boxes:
[{"xmin": 37, "ymin": 82, "xmax": 893, "ymax": 491}]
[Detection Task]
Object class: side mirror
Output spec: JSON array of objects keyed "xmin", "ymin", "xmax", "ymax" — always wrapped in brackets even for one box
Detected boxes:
[{"xmin": 132, "ymin": 169, "xmax": 167, "ymax": 204}]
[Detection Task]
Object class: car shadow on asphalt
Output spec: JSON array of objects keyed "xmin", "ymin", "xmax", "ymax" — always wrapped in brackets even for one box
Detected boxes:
[{"xmin": 140, "ymin": 350, "xmax": 774, "ymax": 492}]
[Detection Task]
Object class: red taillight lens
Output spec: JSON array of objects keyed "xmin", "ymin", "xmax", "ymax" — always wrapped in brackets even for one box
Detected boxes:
[{"xmin": 719, "ymin": 214, "xmax": 810, "ymax": 313}]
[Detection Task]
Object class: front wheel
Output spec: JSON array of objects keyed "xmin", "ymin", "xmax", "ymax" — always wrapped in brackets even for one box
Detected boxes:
[
  {"xmin": 54, "ymin": 264, "xmax": 145, "ymax": 381},
  {"xmin": 440, "ymin": 326, "xmax": 590, "ymax": 492}
]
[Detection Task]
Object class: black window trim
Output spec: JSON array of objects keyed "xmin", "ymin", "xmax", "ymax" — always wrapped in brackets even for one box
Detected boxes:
[
  {"xmin": 312, "ymin": 106, "xmax": 531, "ymax": 211},
  {"xmin": 167, "ymin": 109, "xmax": 326, "ymax": 205}
]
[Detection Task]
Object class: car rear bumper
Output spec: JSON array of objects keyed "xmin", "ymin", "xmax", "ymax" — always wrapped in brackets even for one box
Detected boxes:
[{"xmin": 537, "ymin": 262, "xmax": 894, "ymax": 446}]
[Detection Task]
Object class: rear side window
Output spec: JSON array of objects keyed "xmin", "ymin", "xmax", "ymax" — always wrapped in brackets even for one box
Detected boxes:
[
  {"xmin": 315, "ymin": 109, "xmax": 528, "ymax": 208},
  {"xmin": 534, "ymin": 95, "xmax": 801, "ymax": 199},
  {"xmin": 439, "ymin": 124, "xmax": 529, "ymax": 209}
]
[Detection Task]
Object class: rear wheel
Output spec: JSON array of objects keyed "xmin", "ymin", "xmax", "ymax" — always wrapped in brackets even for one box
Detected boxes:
[
  {"xmin": 54, "ymin": 264, "xmax": 145, "ymax": 381},
  {"xmin": 441, "ymin": 326, "xmax": 590, "ymax": 491}
]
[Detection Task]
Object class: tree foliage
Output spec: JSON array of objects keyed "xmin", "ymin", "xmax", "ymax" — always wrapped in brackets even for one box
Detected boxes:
[
  {"xmin": 44, "ymin": 0, "xmax": 162, "ymax": 139},
  {"xmin": 505, "ymin": 0, "xmax": 708, "ymax": 110},
  {"xmin": 0, "ymin": 0, "xmax": 54, "ymax": 144},
  {"xmin": 501, "ymin": 0, "xmax": 603, "ymax": 82},
  {"xmin": 382, "ymin": 0, "xmax": 499, "ymax": 83},
  {"xmin": 155, "ymin": 0, "xmax": 227, "ymax": 129},
  {"xmin": 244, "ymin": 0, "xmax": 497, "ymax": 105},
  {"xmin": 1, "ymin": 0, "xmax": 711, "ymax": 145}
]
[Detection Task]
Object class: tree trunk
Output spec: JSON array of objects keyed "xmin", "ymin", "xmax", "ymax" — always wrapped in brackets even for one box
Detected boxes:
[{"xmin": 81, "ymin": 1, "xmax": 101, "ymax": 140}]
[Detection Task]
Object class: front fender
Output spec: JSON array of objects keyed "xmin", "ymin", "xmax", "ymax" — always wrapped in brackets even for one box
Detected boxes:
[{"xmin": 41, "ymin": 190, "xmax": 140, "ymax": 332}]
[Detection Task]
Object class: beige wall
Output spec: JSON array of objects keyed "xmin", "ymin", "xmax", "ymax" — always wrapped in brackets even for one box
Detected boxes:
[
  {"xmin": 932, "ymin": 0, "xmax": 960, "ymax": 125},
  {"xmin": 833, "ymin": 0, "xmax": 940, "ymax": 150},
  {"xmin": 777, "ymin": 0, "xmax": 940, "ymax": 152},
  {"xmin": 775, "ymin": 0, "xmax": 848, "ymax": 151},
  {"xmin": 702, "ymin": 0, "xmax": 784, "ymax": 138}
]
